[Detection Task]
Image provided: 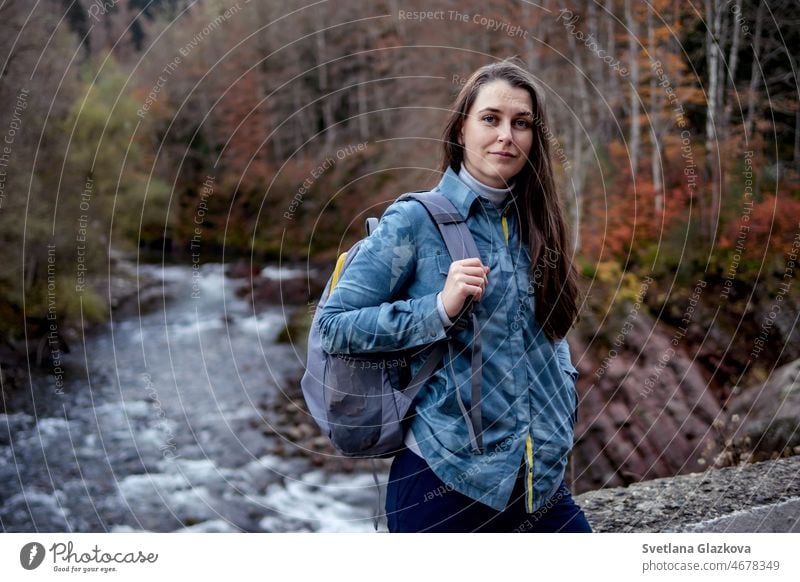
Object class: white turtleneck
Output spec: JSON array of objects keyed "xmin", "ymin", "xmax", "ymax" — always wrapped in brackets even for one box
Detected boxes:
[{"xmin": 457, "ymin": 164, "xmax": 515, "ymax": 208}]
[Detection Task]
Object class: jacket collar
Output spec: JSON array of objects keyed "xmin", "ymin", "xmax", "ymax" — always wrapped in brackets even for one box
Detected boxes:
[{"xmin": 435, "ymin": 164, "xmax": 520, "ymax": 219}]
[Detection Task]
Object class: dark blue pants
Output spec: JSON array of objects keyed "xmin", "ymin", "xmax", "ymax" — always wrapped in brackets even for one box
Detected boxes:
[{"xmin": 385, "ymin": 447, "xmax": 593, "ymax": 533}]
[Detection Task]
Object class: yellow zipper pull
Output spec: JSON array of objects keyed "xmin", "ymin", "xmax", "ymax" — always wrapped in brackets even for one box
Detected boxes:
[
  {"xmin": 525, "ymin": 434, "xmax": 534, "ymax": 512},
  {"xmin": 501, "ymin": 208, "xmax": 509, "ymax": 244}
]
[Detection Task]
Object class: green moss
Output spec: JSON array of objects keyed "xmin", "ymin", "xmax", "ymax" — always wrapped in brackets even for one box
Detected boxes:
[{"xmin": 276, "ymin": 306, "xmax": 314, "ymax": 349}]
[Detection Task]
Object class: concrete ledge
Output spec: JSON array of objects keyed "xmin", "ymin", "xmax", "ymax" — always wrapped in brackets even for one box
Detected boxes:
[{"xmin": 575, "ymin": 456, "xmax": 800, "ymax": 532}]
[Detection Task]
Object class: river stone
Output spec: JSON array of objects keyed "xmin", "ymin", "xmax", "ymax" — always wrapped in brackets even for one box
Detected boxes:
[{"xmin": 728, "ymin": 359, "xmax": 800, "ymax": 459}]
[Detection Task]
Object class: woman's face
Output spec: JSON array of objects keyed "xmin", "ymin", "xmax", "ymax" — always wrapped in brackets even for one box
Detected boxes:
[{"xmin": 458, "ymin": 80, "xmax": 534, "ymax": 188}]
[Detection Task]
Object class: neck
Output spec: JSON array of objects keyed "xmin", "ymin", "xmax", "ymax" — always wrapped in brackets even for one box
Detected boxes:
[{"xmin": 458, "ymin": 164, "xmax": 514, "ymax": 207}]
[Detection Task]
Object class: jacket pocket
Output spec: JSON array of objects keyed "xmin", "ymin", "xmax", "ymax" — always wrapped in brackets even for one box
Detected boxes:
[
  {"xmin": 534, "ymin": 442, "xmax": 570, "ymax": 496},
  {"xmin": 568, "ymin": 374, "xmax": 578, "ymax": 429},
  {"xmin": 411, "ymin": 254, "xmax": 447, "ymax": 296}
]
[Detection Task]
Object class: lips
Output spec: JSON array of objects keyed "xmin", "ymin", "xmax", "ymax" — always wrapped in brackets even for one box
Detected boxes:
[{"xmin": 490, "ymin": 151, "xmax": 516, "ymax": 158}]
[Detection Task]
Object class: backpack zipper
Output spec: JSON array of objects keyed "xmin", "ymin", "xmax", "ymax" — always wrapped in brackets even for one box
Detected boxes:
[
  {"xmin": 500, "ymin": 207, "xmax": 535, "ymax": 512},
  {"xmin": 331, "ymin": 251, "xmax": 348, "ymax": 291}
]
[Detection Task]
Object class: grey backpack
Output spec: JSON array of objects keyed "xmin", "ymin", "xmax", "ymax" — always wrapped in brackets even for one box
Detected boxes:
[{"xmin": 301, "ymin": 191, "xmax": 485, "ymax": 460}]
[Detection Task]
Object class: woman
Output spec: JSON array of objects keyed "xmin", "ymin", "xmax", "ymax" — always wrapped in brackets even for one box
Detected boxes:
[{"xmin": 318, "ymin": 58, "xmax": 591, "ymax": 533}]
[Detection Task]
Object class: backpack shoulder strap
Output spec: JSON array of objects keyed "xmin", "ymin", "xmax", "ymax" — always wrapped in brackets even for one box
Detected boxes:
[
  {"xmin": 397, "ymin": 190, "xmax": 484, "ymax": 454},
  {"xmin": 365, "ymin": 217, "xmax": 379, "ymax": 236},
  {"xmin": 397, "ymin": 191, "xmax": 480, "ymax": 263}
]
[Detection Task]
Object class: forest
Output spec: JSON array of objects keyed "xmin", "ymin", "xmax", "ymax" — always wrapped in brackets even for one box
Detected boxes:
[{"xmin": 0, "ymin": 0, "xmax": 798, "ymax": 516}]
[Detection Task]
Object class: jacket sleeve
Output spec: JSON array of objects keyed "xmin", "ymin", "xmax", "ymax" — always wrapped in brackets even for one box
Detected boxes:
[
  {"xmin": 317, "ymin": 202, "xmax": 450, "ymax": 355},
  {"xmin": 554, "ymin": 338, "xmax": 579, "ymax": 382}
]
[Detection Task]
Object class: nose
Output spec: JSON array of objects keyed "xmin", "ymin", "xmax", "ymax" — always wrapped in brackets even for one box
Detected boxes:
[{"xmin": 497, "ymin": 121, "xmax": 513, "ymax": 143}]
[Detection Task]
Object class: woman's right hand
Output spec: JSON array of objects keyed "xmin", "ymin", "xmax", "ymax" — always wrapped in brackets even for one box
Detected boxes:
[{"xmin": 441, "ymin": 258, "xmax": 490, "ymax": 319}]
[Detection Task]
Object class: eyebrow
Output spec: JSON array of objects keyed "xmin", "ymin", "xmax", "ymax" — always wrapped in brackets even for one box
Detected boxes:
[{"xmin": 477, "ymin": 107, "xmax": 533, "ymax": 118}]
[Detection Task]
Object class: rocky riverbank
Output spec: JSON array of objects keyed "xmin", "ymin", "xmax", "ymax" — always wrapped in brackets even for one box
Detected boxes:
[
  {"xmin": 577, "ymin": 455, "xmax": 800, "ymax": 532},
  {"xmin": 0, "ymin": 248, "xmax": 179, "ymax": 413},
  {"xmin": 255, "ymin": 366, "xmax": 392, "ymax": 476}
]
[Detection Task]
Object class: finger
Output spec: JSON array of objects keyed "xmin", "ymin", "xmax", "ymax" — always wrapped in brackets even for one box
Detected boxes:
[
  {"xmin": 459, "ymin": 275, "xmax": 488, "ymax": 289},
  {"xmin": 455, "ymin": 257, "xmax": 487, "ymax": 268},
  {"xmin": 456, "ymin": 266, "xmax": 491, "ymax": 277},
  {"xmin": 462, "ymin": 283, "xmax": 484, "ymax": 300}
]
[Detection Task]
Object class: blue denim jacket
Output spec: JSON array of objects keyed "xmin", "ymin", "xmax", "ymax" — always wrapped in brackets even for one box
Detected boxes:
[{"xmin": 317, "ymin": 165, "xmax": 580, "ymax": 513}]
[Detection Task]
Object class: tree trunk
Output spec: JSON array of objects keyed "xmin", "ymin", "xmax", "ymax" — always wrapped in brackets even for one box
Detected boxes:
[
  {"xmin": 704, "ymin": 0, "xmax": 722, "ymax": 241},
  {"xmin": 722, "ymin": 0, "xmax": 743, "ymax": 138},
  {"xmin": 795, "ymin": 85, "xmax": 800, "ymax": 170},
  {"xmin": 648, "ymin": 3, "xmax": 663, "ymax": 212},
  {"xmin": 605, "ymin": 0, "xmax": 621, "ymax": 115},
  {"xmin": 525, "ymin": 0, "xmax": 548, "ymax": 71},
  {"xmin": 564, "ymin": 13, "xmax": 590, "ymax": 253},
  {"xmin": 315, "ymin": 9, "xmax": 336, "ymax": 151},
  {"xmin": 745, "ymin": 0, "xmax": 765, "ymax": 140},
  {"xmin": 625, "ymin": 0, "xmax": 641, "ymax": 179},
  {"xmin": 588, "ymin": 1, "xmax": 603, "ymax": 93}
]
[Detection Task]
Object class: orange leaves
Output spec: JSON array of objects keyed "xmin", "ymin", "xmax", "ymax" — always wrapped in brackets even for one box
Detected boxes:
[
  {"xmin": 580, "ymin": 141, "xmax": 696, "ymax": 262},
  {"xmin": 719, "ymin": 193, "xmax": 800, "ymax": 260}
]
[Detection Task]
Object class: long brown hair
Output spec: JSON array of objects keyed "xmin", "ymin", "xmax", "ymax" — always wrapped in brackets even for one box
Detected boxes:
[{"xmin": 440, "ymin": 57, "xmax": 580, "ymax": 340}]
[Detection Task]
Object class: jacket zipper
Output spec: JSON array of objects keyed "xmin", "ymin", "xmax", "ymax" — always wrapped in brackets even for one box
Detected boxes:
[
  {"xmin": 525, "ymin": 434, "xmax": 534, "ymax": 512},
  {"xmin": 500, "ymin": 207, "xmax": 535, "ymax": 513}
]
